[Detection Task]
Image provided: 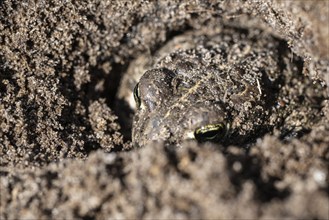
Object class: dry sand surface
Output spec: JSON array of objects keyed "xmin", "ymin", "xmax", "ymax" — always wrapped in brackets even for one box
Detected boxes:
[{"xmin": 0, "ymin": 0, "xmax": 328, "ymax": 219}]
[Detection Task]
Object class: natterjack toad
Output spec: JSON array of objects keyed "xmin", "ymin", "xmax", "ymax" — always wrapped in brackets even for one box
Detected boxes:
[{"xmin": 130, "ymin": 27, "xmax": 291, "ymax": 147}]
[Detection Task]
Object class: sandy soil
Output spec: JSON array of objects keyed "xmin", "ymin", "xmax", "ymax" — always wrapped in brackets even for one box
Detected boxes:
[{"xmin": 0, "ymin": 0, "xmax": 328, "ymax": 219}]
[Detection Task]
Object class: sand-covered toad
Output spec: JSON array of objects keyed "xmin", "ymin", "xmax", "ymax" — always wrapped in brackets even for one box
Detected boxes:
[{"xmin": 129, "ymin": 27, "xmax": 297, "ymax": 147}]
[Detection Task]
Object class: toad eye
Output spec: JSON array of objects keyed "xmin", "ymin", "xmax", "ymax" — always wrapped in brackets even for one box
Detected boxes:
[
  {"xmin": 133, "ymin": 82, "xmax": 141, "ymax": 108},
  {"xmin": 194, "ymin": 123, "xmax": 227, "ymax": 142}
]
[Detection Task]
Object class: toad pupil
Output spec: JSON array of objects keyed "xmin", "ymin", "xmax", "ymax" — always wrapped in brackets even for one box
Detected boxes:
[{"xmin": 194, "ymin": 123, "xmax": 228, "ymax": 142}]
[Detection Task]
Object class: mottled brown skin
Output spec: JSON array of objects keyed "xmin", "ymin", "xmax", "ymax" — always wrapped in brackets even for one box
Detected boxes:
[{"xmin": 133, "ymin": 28, "xmax": 283, "ymax": 147}]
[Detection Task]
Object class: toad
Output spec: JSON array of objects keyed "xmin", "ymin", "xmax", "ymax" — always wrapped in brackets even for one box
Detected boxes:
[{"xmin": 122, "ymin": 27, "xmax": 293, "ymax": 147}]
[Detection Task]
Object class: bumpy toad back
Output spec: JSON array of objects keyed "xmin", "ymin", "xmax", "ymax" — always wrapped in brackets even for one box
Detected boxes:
[{"xmin": 132, "ymin": 28, "xmax": 286, "ymax": 147}]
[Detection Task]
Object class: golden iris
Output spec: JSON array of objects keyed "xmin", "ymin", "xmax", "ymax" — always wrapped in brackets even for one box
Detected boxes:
[
  {"xmin": 194, "ymin": 123, "xmax": 226, "ymax": 142},
  {"xmin": 133, "ymin": 83, "xmax": 141, "ymax": 108}
]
